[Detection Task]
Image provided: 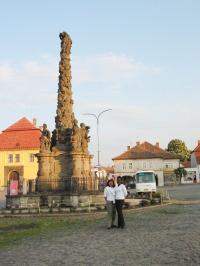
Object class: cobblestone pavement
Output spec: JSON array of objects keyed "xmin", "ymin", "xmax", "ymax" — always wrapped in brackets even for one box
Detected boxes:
[
  {"xmin": 160, "ymin": 184, "xmax": 200, "ymax": 201},
  {"xmin": 1, "ymin": 203, "xmax": 200, "ymax": 266}
]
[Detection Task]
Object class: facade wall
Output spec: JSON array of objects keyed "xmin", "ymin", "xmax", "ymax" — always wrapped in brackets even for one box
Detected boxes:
[
  {"xmin": 190, "ymin": 152, "xmax": 200, "ymax": 181},
  {"xmin": 163, "ymin": 159, "xmax": 180, "ymax": 170},
  {"xmin": 0, "ymin": 149, "xmax": 39, "ymax": 189},
  {"xmin": 155, "ymin": 170, "xmax": 164, "ymax": 186},
  {"xmin": 114, "ymin": 158, "xmax": 166, "ymax": 175},
  {"xmin": 114, "ymin": 158, "xmax": 163, "ymax": 175},
  {"xmin": 191, "ymin": 153, "xmax": 197, "ymax": 168},
  {"xmin": 113, "ymin": 158, "xmax": 180, "ymax": 187},
  {"xmin": 181, "ymin": 167, "xmax": 199, "ymax": 184}
]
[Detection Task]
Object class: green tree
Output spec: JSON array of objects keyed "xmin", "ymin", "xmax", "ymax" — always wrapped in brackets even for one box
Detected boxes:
[
  {"xmin": 174, "ymin": 167, "xmax": 187, "ymax": 184},
  {"xmin": 167, "ymin": 139, "xmax": 190, "ymax": 161}
]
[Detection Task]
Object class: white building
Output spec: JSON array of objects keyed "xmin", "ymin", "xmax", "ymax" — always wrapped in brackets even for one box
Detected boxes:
[
  {"xmin": 187, "ymin": 140, "xmax": 200, "ymax": 182},
  {"xmin": 112, "ymin": 141, "xmax": 180, "ymax": 186},
  {"xmin": 181, "ymin": 168, "xmax": 199, "ymax": 184}
]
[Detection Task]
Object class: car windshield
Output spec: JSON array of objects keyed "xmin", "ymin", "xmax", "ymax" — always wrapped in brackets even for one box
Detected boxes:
[{"xmin": 136, "ymin": 172, "xmax": 155, "ymax": 183}]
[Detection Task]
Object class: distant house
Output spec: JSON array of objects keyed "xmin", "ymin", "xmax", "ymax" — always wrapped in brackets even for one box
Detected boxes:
[
  {"xmin": 189, "ymin": 140, "xmax": 200, "ymax": 182},
  {"xmin": 0, "ymin": 117, "xmax": 41, "ymax": 195},
  {"xmin": 191, "ymin": 140, "xmax": 200, "ymax": 169},
  {"xmin": 112, "ymin": 141, "xmax": 180, "ymax": 186},
  {"xmin": 91, "ymin": 166, "xmax": 114, "ymax": 179}
]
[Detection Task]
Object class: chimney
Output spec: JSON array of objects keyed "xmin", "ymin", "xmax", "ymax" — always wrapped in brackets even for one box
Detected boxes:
[
  {"xmin": 136, "ymin": 141, "xmax": 140, "ymax": 146},
  {"xmin": 127, "ymin": 146, "xmax": 130, "ymax": 151},
  {"xmin": 156, "ymin": 142, "xmax": 159, "ymax": 147},
  {"xmin": 33, "ymin": 118, "xmax": 37, "ymax": 126}
]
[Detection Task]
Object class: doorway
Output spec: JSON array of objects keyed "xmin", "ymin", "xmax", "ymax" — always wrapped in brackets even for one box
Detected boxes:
[{"xmin": 9, "ymin": 171, "xmax": 20, "ymax": 195}]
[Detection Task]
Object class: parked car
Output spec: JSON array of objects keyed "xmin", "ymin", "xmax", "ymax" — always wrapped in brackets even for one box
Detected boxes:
[{"xmin": 122, "ymin": 176, "xmax": 136, "ymax": 196}]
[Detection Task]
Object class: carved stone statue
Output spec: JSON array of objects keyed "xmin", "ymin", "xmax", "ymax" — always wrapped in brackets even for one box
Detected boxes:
[
  {"xmin": 71, "ymin": 120, "xmax": 82, "ymax": 152},
  {"xmin": 80, "ymin": 123, "xmax": 90, "ymax": 153},
  {"xmin": 40, "ymin": 123, "xmax": 51, "ymax": 152},
  {"xmin": 51, "ymin": 128, "xmax": 58, "ymax": 148}
]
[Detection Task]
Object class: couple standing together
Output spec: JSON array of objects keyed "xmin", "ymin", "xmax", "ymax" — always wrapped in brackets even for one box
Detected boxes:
[{"xmin": 104, "ymin": 176, "xmax": 127, "ymax": 229}]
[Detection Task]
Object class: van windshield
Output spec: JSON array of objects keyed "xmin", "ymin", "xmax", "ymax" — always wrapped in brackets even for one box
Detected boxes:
[{"xmin": 136, "ymin": 172, "xmax": 155, "ymax": 183}]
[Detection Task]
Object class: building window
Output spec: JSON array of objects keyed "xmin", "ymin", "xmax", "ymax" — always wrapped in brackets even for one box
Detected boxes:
[
  {"xmin": 29, "ymin": 154, "xmax": 35, "ymax": 162},
  {"xmin": 165, "ymin": 163, "xmax": 172, "ymax": 169},
  {"xmin": 149, "ymin": 162, "xmax": 152, "ymax": 168},
  {"xmin": 129, "ymin": 163, "xmax": 132, "ymax": 169},
  {"xmin": 143, "ymin": 162, "xmax": 147, "ymax": 169},
  {"xmin": 15, "ymin": 154, "xmax": 20, "ymax": 163},
  {"xmin": 8, "ymin": 154, "xmax": 13, "ymax": 163},
  {"xmin": 123, "ymin": 163, "xmax": 126, "ymax": 170}
]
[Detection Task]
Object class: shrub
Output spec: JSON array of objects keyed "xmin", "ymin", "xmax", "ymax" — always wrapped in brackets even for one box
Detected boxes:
[{"xmin": 140, "ymin": 199, "xmax": 151, "ymax": 207}]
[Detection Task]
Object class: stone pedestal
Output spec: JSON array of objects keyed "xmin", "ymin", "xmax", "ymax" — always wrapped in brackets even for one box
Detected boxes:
[
  {"xmin": 6, "ymin": 192, "xmax": 105, "ymax": 210},
  {"xmin": 36, "ymin": 150, "xmax": 93, "ymax": 193},
  {"xmin": 6, "ymin": 194, "xmax": 40, "ymax": 209}
]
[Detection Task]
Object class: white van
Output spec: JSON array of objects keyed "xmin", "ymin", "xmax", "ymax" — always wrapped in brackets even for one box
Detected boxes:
[{"xmin": 135, "ymin": 171, "xmax": 157, "ymax": 194}]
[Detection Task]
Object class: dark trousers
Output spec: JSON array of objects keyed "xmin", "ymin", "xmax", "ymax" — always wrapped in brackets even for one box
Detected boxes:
[{"xmin": 115, "ymin": 199, "xmax": 125, "ymax": 228}]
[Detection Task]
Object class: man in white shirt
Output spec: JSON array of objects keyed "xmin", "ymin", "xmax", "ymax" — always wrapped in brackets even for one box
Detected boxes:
[{"xmin": 114, "ymin": 176, "xmax": 127, "ymax": 228}]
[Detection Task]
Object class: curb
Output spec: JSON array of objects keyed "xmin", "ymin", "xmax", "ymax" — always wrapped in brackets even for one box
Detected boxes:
[
  {"xmin": 170, "ymin": 199, "xmax": 200, "ymax": 205},
  {"xmin": 0, "ymin": 202, "xmax": 171, "ymax": 218}
]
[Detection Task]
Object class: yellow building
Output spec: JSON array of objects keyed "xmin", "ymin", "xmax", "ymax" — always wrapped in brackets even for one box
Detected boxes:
[{"xmin": 0, "ymin": 117, "xmax": 41, "ymax": 194}]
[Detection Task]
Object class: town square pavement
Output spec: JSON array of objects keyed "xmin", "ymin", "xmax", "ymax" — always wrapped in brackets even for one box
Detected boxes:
[{"xmin": 0, "ymin": 184, "xmax": 200, "ymax": 266}]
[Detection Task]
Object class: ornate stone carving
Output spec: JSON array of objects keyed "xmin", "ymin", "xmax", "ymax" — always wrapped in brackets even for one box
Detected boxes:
[
  {"xmin": 80, "ymin": 123, "xmax": 90, "ymax": 153},
  {"xmin": 55, "ymin": 32, "xmax": 74, "ymax": 135},
  {"xmin": 37, "ymin": 32, "xmax": 93, "ymax": 193},
  {"xmin": 40, "ymin": 124, "xmax": 51, "ymax": 152},
  {"xmin": 71, "ymin": 120, "xmax": 82, "ymax": 152},
  {"xmin": 51, "ymin": 129, "xmax": 58, "ymax": 148}
]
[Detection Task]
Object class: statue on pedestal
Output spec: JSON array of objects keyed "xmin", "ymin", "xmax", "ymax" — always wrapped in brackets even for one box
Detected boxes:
[
  {"xmin": 37, "ymin": 32, "xmax": 93, "ymax": 193},
  {"xmin": 40, "ymin": 124, "xmax": 51, "ymax": 152},
  {"xmin": 80, "ymin": 123, "xmax": 90, "ymax": 153}
]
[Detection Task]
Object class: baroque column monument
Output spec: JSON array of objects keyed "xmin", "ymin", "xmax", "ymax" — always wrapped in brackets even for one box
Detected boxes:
[
  {"xmin": 6, "ymin": 32, "xmax": 106, "ymax": 210},
  {"xmin": 36, "ymin": 32, "xmax": 93, "ymax": 193}
]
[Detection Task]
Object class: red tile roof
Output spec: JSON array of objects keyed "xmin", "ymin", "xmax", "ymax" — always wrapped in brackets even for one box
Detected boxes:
[
  {"xmin": 0, "ymin": 117, "xmax": 41, "ymax": 150},
  {"xmin": 112, "ymin": 141, "xmax": 179, "ymax": 161}
]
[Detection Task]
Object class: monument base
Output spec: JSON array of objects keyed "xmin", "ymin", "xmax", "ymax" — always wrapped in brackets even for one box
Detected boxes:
[
  {"xmin": 6, "ymin": 192, "xmax": 105, "ymax": 209},
  {"xmin": 6, "ymin": 194, "xmax": 41, "ymax": 209}
]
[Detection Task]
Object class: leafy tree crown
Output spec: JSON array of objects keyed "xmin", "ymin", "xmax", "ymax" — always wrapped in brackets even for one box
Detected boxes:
[{"xmin": 167, "ymin": 139, "xmax": 190, "ymax": 161}]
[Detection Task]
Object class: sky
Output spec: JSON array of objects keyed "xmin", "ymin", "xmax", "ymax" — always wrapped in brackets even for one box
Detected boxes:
[{"xmin": 0, "ymin": 0, "xmax": 200, "ymax": 166}]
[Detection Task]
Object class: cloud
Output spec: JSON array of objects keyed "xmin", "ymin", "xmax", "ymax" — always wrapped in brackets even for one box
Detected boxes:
[
  {"xmin": 0, "ymin": 53, "xmax": 160, "ymax": 106},
  {"xmin": 72, "ymin": 53, "xmax": 160, "ymax": 85},
  {"xmin": 23, "ymin": 57, "xmax": 58, "ymax": 79},
  {"xmin": 0, "ymin": 57, "xmax": 58, "ymax": 106},
  {"xmin": 0, "ymin": 53, "xmax": 162, "ymax": 165},
  {"xmin": 0, "ymin": 65, "xmax": 15, "ymax": 82},
  {"xmin": 78, "ymin": 99, "xmax": 200, "ymax": 165}
]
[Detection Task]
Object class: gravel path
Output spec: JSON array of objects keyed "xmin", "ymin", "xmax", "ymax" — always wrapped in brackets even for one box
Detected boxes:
[{"xmin": 1, "ymin": 203, "xmax": 200, "ymax": 266}]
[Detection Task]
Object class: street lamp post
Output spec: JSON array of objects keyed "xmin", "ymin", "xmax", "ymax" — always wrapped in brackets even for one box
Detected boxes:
[{"xmin": 84, "ymin": 109, "xmax": 112, "ymax": 167}]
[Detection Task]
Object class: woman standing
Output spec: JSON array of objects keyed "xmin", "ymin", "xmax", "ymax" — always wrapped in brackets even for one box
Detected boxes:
[
  {"xmin": 115, "ymin": 176, "xmax": 127, "ymax": 229},
  {"xmin": 104, "ymin": 179, "xmax": 116, "ymax": 229}
]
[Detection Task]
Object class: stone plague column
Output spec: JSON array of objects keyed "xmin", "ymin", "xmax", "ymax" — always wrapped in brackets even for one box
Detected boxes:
[{"xmin": 36, "ymin": 32, "xmax": 93, "ymax": 193}]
